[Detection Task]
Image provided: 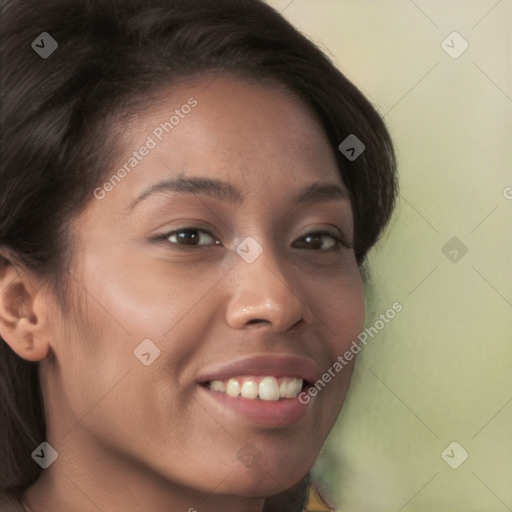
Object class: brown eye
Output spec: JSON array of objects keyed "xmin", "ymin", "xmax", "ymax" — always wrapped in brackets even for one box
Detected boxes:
[
  {"xmin": 293, "ymin": 231, "xmax": 349, "ymax": 251},
  {"xmin": 165, "ymin": 228, "xmax": 219, "ymax": 247}
]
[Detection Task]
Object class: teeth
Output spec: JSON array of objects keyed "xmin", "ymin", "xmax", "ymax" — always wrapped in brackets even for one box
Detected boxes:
[
  {"xmin": 259, "ymin": 376, "xmax": 280, "ymax": 401},
  {"xmin": 209, "ymin": 376, "xmax": 304, "ymax": 400},
  {"xmin": 241, "ymin": 380, "xmax": 259, "ymax": 399},
  {"xmin": 210, "ymin": 380, "xmax": 226, "ymax": 393},
  {"xmin": 279, "ymin": 377, "xmax": 303, "ymax": 399},
  {"xmin": 226, "ymin": 378, "xmax": 241, "ymax": 397}
]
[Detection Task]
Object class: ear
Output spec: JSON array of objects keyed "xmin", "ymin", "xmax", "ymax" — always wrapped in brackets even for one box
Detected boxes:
[{"xmin": 0, "ymin": 256, "xmax": 51, "ymax": 361}]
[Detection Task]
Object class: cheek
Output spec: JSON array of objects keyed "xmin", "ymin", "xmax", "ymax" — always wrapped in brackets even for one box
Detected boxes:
[
  {"xmin": 314, "ymin": 266, "xmax": 366, "ymax": 356},
  {"xmin": 341, "ymin": 275, "xmax": 365, "ymax": 337},
  {"xmin": 50, "ymin": 307, "xmax": 133, "ymax": 425},
  {"xmin": 57, "ymin": 248, "xmax": 213, "ymax": 416},
  {"xmin": 77, "ymin": 240, "xmax": 222, "ymax": 342},
  {"xmin": 311, "ymin": 268, "xmax": 364, "ymax": 406}
]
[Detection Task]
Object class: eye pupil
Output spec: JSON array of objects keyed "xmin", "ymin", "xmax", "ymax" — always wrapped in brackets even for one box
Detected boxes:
[
  {"xmin": 304, "ymin": 234, "xmax": 322, "ymax": 249},
  {"xmin": 177, "ymin": 229, "xmax": 200, "ymax": 245}
]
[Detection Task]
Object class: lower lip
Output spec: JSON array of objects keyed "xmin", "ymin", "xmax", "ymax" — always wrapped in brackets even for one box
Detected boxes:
[{"xmin": 198, "ymin": 385, "xmax": 312, "ymax": 427}]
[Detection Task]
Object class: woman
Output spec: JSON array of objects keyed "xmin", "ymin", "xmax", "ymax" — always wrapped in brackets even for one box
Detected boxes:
[{"xmin": 0, "ymin": 0, "xmax": 397, "ymax": 510}]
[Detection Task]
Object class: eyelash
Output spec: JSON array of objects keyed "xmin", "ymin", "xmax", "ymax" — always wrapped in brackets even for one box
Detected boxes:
[{"xmin": 153, "ymin": 227, "xmax": 352, "ymax": 252}]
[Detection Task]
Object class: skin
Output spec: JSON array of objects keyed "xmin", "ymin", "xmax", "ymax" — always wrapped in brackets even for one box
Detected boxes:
[{"xmin": 0, "ymin": 74, "xmax": 365, "ymax": 512}]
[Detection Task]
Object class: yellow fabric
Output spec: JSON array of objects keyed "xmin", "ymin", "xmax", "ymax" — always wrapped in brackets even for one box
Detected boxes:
[{"xmin": 303, "ymin": 483, "xmax": 336, "ymax": 511}]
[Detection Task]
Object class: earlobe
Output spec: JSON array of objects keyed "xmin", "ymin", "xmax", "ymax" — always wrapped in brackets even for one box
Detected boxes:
[{"xmin": 0, "ymin": 259, "xmax": 50, "ymax": 362}]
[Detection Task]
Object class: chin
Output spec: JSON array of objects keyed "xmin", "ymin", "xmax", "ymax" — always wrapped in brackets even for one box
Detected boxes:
[
  {"xmin": 228, "ymin": 472, "xmax": 308, "ymax": 500},
  {"xmin": 219, "ymin": 453, "xmax": 313, "ymax": 498}
]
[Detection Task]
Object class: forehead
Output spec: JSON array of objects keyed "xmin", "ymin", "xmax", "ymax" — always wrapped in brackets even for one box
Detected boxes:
[{"xmin": 97, "ymin": 74, "xmax": 348, "ymax": 214}]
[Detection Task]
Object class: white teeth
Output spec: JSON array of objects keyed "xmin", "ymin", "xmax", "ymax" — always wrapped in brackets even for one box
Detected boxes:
[
  {"xmin": 259, "ymin": 376, "xmax": 280, "ymax": 401},
  {"xmin": 279, "ymin": 377, "xmax": 302, "ymax": 399},
  {"xmin": 209, "ymin": 376, "xmax": 304, "ymax": 400},
  {"xmin": 291, "ymin": 378, "xmax": 303, "ymax": 396},
  {"xmin": 226, "ymin": 378, "xmax": 241, "ymax": 397},
  {"xmin": 279, "ymin": 378, "xmax": 293, "ymax": 398},
  {"xmin": 210, "ymin": 380, "xmax": 226, "ymax": 393},
  {"xmin": 241, "ymin": 380, "xmax": 259, "ymax": 399}
]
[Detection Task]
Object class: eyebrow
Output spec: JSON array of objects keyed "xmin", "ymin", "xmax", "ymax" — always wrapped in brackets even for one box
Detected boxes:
[{"xmin": 128, "ymin": 175, "xmax": 348, "ymax": 210}]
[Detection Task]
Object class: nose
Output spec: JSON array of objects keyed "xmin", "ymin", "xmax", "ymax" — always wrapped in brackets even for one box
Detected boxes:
[{"xmin": 225, "ymin": 244, "xmax": 311, "ymax": 332}]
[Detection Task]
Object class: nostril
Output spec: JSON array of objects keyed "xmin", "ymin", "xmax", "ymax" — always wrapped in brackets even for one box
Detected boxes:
[{"xmin": 246, "ymin": 318, "xmax": 265, "ymax": 325}]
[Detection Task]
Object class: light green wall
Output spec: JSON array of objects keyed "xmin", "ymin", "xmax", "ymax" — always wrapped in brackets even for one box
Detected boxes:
[{"xmin": 265, "ymin": 1, "xmax": 512, "ymax": 510}]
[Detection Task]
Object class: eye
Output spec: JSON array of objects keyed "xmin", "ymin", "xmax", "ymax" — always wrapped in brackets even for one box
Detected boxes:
[
  {"xmin": 155, "ymin": 227, "xmax": 221, "ymax": 248},
  {"xmin": 153, "ymin": 227, "xmax": 351, "ymax": 252},
  {"xmin": 293, "ymin": 230, "xmax": 351, "ymax": 251}
]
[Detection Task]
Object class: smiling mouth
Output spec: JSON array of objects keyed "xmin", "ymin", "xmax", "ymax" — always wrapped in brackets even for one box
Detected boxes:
[{"xmin": 199, "ymin": 375, "xmax": 310, "ymax": 401}]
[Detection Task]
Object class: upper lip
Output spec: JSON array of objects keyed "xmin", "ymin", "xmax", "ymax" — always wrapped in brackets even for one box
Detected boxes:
[{"xmin": 196, "ymin": 353, "xmax": 321, "ymax": 384}]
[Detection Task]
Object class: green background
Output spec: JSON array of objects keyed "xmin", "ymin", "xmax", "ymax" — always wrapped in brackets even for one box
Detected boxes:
[{"xmin": 265, "ymin": 1, "xmax": 512, "ymax": 510}]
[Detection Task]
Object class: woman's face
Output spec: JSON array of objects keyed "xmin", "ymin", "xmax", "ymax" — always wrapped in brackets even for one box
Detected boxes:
[{"xmin": 39, "ymin": 75, "xmax": 365, "ymax": 506}]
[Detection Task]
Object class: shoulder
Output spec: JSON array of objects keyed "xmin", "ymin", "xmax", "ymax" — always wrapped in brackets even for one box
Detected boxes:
[
  {"xmin": 303, "ymin": 481, "xmax": 337, "ymax": 511},
  {"xmin": 0, "ymin": 490, "xmax": 25, "ymax": 512}
]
